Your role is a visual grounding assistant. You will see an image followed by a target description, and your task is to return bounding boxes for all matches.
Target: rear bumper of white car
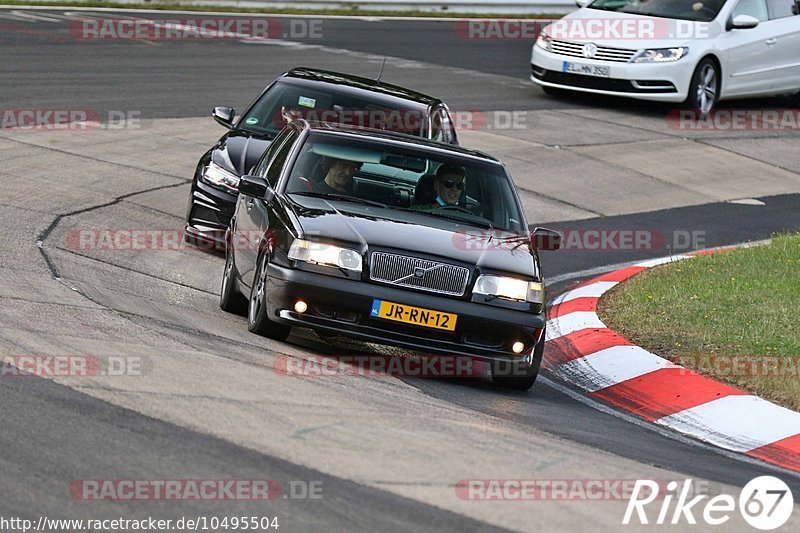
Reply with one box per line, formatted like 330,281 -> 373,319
531,46 -> 691,103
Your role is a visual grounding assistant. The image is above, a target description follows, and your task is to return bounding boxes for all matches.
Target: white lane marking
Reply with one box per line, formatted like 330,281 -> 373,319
10,10 -> 64,22
545,311 -> 605,340
728,198 -> 766,206
0,11 -> 38,22
656,395 -> 800,453
553,345 -> 674,392
633,254 -> 690,268
538,376 -> 800,479
550,280 -> 617,305
7,6 -> 496,22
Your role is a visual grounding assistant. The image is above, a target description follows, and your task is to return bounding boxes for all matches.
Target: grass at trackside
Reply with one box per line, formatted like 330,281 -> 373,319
0,1 -> 563,18
597,233 -> 800,412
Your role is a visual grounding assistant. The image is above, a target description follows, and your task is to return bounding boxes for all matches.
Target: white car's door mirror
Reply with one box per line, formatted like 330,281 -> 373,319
730,14 -> 760,29
576,0 -> 592,6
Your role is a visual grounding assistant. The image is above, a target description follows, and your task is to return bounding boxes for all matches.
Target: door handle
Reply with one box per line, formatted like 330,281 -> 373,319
765,38 -> 777,45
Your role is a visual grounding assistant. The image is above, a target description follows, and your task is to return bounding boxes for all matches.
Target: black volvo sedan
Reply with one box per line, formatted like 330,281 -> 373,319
185,67 -> 459,248
220,121 -> 560,390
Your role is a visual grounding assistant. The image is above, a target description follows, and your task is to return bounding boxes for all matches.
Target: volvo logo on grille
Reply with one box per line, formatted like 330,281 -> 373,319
582,42 -> 598,59
413,267 -> 426,278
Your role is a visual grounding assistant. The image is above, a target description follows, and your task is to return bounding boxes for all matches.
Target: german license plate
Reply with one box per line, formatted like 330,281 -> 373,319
563,61 -> 611,78
370,299 -> 457,331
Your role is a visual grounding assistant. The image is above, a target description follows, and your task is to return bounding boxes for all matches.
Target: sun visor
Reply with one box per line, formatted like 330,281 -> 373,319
309,143 -> 381,164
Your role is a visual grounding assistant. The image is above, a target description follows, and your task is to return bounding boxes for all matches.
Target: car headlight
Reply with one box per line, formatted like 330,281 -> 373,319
535,33 -> 551,51
473,275 -> 544,304
201,162 -> 240,192
288,239 -> 362,273
631,47 -> 688,63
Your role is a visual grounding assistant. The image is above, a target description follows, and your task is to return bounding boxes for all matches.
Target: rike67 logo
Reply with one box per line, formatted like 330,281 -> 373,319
623,476 -> 794,530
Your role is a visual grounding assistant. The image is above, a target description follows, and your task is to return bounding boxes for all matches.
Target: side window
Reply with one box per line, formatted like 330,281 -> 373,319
731,0 -> 770,20
766,0 -> 797,17
265,131 -> 299,187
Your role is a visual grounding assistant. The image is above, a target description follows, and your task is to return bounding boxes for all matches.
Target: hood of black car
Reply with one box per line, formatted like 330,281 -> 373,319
290,196 -> 539,279
211,129 -> 273,176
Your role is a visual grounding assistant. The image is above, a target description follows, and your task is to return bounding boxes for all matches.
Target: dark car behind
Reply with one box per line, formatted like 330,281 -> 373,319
185,67 -> 459,248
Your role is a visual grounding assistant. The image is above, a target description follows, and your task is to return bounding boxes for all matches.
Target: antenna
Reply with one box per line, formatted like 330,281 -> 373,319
376,58 -> 387,85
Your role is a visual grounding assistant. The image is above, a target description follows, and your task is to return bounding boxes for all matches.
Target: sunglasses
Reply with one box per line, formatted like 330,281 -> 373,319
439,179 -> 465,190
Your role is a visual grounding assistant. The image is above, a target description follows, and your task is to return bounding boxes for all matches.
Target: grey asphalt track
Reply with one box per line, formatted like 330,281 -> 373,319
2,7 -> 800,532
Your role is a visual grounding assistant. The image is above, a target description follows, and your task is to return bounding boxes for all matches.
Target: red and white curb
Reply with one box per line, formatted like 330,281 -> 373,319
544,254 -> 800,473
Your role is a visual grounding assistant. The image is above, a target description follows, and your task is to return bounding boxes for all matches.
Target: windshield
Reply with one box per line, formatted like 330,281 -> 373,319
285,133 -> 525,231
239,81 -> 427,138
589,0 -> 727,21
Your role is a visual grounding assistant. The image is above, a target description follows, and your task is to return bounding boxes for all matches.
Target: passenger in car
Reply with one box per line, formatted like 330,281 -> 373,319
314,158 -> 360,195
412,164 -> 465,210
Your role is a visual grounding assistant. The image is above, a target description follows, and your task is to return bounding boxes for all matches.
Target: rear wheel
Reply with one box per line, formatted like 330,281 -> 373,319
248,251 -> 291,340
685,57 -> 719,116
219,239 -> 247,315
491,332 -> 545,391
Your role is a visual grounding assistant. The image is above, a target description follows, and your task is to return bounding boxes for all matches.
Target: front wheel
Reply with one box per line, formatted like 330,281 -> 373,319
491,332 -> 545,391
248,251 -> 291,340
685,58 -> 719,116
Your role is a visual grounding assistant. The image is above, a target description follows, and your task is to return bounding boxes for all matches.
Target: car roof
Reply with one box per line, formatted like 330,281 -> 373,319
299,121 -> 500,164
281,67 -> 439,110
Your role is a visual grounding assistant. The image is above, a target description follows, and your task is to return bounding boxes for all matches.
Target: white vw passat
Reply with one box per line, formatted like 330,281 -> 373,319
530,0 -> 800,114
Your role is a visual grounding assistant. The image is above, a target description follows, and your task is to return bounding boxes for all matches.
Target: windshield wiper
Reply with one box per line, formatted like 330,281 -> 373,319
415,210 -> 495,229
291,191 -> 388,208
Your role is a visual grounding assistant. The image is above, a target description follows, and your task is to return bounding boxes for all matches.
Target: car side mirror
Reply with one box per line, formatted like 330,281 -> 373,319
213,106 -> 236,129
531,227 -> 562,252
576,0 -> 592,7
239,175 -> 269,199
728,14 -> 759,30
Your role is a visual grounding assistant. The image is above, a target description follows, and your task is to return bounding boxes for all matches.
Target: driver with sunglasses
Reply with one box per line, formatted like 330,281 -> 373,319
413,164 -> 465,211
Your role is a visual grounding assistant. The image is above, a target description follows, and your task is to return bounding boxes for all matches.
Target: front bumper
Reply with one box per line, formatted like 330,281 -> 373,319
265,263 -> 545,364
185,175 -> 238,247
531,46 -> 691,102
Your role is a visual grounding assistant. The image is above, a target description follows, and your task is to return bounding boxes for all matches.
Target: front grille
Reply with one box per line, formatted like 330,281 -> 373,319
550,40 -> 637,63
532,66 -> 677,94
369,252 -> 469,296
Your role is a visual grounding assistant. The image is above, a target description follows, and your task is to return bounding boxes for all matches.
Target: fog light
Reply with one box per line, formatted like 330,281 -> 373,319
512,341 -> 525,354
294,300 -> 308,313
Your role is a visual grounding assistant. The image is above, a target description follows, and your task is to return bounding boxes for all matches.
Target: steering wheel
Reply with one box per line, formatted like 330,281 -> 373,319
435,204 -> 473,215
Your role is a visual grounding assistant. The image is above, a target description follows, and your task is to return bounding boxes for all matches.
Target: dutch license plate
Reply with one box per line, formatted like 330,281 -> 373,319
563,61 -> 611,78
370,299 -> 457,331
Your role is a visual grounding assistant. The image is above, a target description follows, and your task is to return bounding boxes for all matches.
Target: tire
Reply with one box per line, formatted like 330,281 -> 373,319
684,57 -> 719,116
247,250 -> 291,341
219,240 -> 247,315
491,331 -> 545,391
